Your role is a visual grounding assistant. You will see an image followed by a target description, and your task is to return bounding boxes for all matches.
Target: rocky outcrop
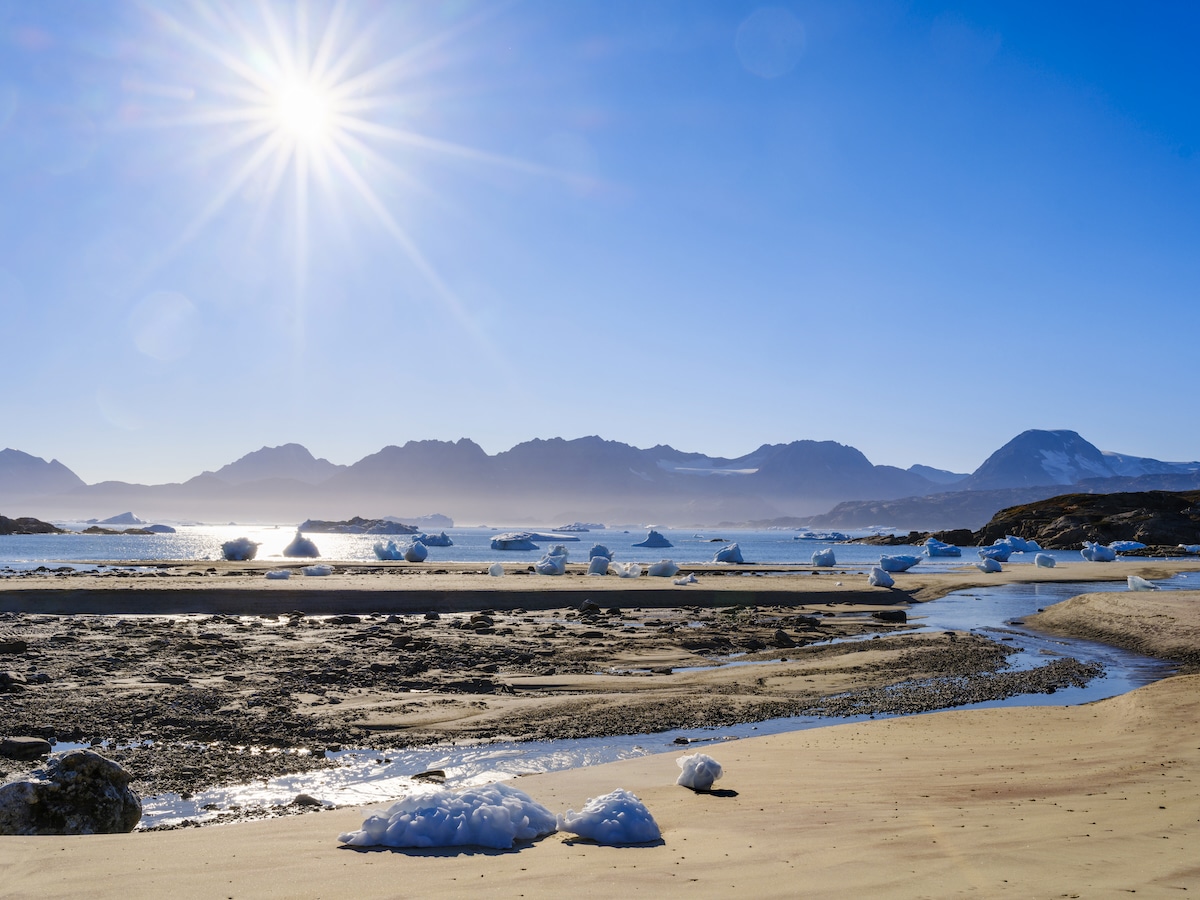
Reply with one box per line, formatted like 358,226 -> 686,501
0,515 -> 64,535
0,750 -> 141,835
977,491 -> 1200,549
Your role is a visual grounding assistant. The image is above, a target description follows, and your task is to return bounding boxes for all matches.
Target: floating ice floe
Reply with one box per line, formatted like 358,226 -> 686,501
647,559 -> 679,578
403,541 -> 428,563
1034,553 -> 1057,568
923,538 -> 961,558
978,544 -> 1012,562
673,573 -> 698,585
302,564 -> 333,576
587,557 -> 611,576
1127,575 -> 1159,591
373,541 -> 404,561
588,544 -> 614,560
491,533 -> 540,551
633,530 -> 672,549
676,753 -> 723,791
811,548 -> 836,567
283,531 -> 320,558
488,563 -> 505,577
868,567 -> 895,588
713,543 -> 744,564
614,562 -> 642,579
415,532 -> 453,547
337,782 -> 558,850
221,537 -> 259,561
1081,542 -> 1117,562
1109,541 -> 1147,553
264,570 -> 291,580
1179,544 -> 1200,554
1002,535 -> 1042,553
975,557 -> 1002,573
879,554 -> 920,573
556,788 -> 661,845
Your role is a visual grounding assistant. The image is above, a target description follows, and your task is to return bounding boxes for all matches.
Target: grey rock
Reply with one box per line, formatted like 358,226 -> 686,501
0,750 -> 141,834
0,737 -> 52,760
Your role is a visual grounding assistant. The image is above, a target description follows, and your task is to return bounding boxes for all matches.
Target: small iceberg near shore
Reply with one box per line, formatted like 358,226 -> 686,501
588,544 -> 614,560
416,531 -> 453,547
713,543 -> 744,564
1034,553 -> 1057,568
975,557 -> 1003,573
534,545 -> 569,575
1110,540 -> 1147,553
923,538 -> 961,558
879,554 -> 920,573
1081,541 -> 1117,562
647,559 -> 679,577
1128,575 -> 1159,591
587,557 -> 611,576
302,564 -> 333,576
283,530 -> 320,558
811,548 -> 836,567
221,537 -> 259,561
868,566 -> 895,588
633,530 -> 672,549
491,532 -> 539,551
978,544 -> 1012,562
403,541 -> 428,563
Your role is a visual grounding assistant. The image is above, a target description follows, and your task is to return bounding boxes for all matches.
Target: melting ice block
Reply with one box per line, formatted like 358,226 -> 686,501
879,554 -> 920,573
1127,575 -> 1158,591
1081,542 -> 1117,562
676,753 -> 723,791
868,567 -> 895,588
811,548 -> 836,567
923,538 -> 961,558
633,530 -> 672,549
647,559 -> 679,577
975,557 -> 1002,573
588,544 -> 614,560
283,531 -> 320,558
403,541 -> 428,563
587,557 -> 611,576
713,543 -> 744,564
1034,553 -> 1057,568
221,537 -> 259,561
556,789 -> 661,845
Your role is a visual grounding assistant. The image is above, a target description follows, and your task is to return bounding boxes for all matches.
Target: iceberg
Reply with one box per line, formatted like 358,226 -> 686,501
491,533 -> 539,551
647,559 -> 679,578
221,537 -> 259,561
264,569 -> 291,580
283,530 -> 320,558
975,557 -> 1002,573
338,782 -> 557,850
373,540 -> 404,561
867,567 -> 895,588
1034,553 -> 1057,568
587,557 -> 611,576
534,552 -> 567,576
588,544 -> 614,560
416,531 -> 453,547
1128,575 -> 1159,591
978,544 -> 1012,562
488,562 -> 505,577
811,548 -> 836,567
879,554 -> 920,573
923,538 -> 961,558
614,562 -> 642,578
1109,540 -> 1147,553
713,543 -> 744,564
302,564 -> 333,576
676,753 -> 723,791
403,541 -> 428,563
673,573 -> 698,585
633,530 -> 672,549
1181,544 -> 1200,554
556,789 -> 661,845
1005,535 -> 1042,552
1081,541 -> 1117,562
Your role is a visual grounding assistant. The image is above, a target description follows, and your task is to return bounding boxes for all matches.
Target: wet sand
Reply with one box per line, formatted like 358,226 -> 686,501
2,561 -> 1199,896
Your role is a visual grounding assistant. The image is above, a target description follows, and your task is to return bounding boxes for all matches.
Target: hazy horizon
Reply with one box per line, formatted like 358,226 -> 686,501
3,1 -> 1197,484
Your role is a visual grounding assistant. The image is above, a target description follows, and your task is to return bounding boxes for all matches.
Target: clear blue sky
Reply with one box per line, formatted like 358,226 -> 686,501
2,0 -> 1197,484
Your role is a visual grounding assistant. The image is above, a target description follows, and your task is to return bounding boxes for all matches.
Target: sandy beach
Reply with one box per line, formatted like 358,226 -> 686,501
2,561 -> 1199,896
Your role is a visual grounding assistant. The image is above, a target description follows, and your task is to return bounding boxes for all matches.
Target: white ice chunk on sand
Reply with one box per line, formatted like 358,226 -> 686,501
879,554 -> 919,573
923,538 -> 961,558
676,753 -> 723,791
403,541 -> 428,563
633,530 -> 672,549
488,563 -> 505,577
588,544 -> 614,560
1081,541 -> 1117,562
615,562 -> 643,578
1034,553 -> 1057,568
302,564 -> 333,576
283,530 -> 320,558
713,543 -> 744,564
587,557 -> 610,575
264,570 -> 291,580
673,573 -> 698,585
1128,575 -> 1159,591
647,559 -> 679,577
337,782 -> 557,850
975,557 -> 1002,573
221,537 -> 259,561
868,567 -> 894,588
556,788 -> 661,845
811,548 -> 836,567
534,553 -> 567,576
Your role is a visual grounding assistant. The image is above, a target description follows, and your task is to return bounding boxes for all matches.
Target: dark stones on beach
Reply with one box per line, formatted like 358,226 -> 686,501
0,737 -> 52,760
0,640 -> 27,655
0,750 -> 141,835
872,609 -> 908,623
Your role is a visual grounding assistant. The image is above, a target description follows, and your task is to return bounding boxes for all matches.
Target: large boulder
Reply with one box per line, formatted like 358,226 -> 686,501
0,750 -> 141,835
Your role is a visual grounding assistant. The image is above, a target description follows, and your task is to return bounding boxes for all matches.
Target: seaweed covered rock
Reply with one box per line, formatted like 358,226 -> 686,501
0,750 -> 141,835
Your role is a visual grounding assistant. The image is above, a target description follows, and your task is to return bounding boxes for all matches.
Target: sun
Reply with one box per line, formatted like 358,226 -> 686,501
272,80 -> 334,144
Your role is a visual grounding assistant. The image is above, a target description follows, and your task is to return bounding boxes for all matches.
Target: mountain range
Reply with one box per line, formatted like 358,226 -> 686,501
1,430 -> 1197,529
